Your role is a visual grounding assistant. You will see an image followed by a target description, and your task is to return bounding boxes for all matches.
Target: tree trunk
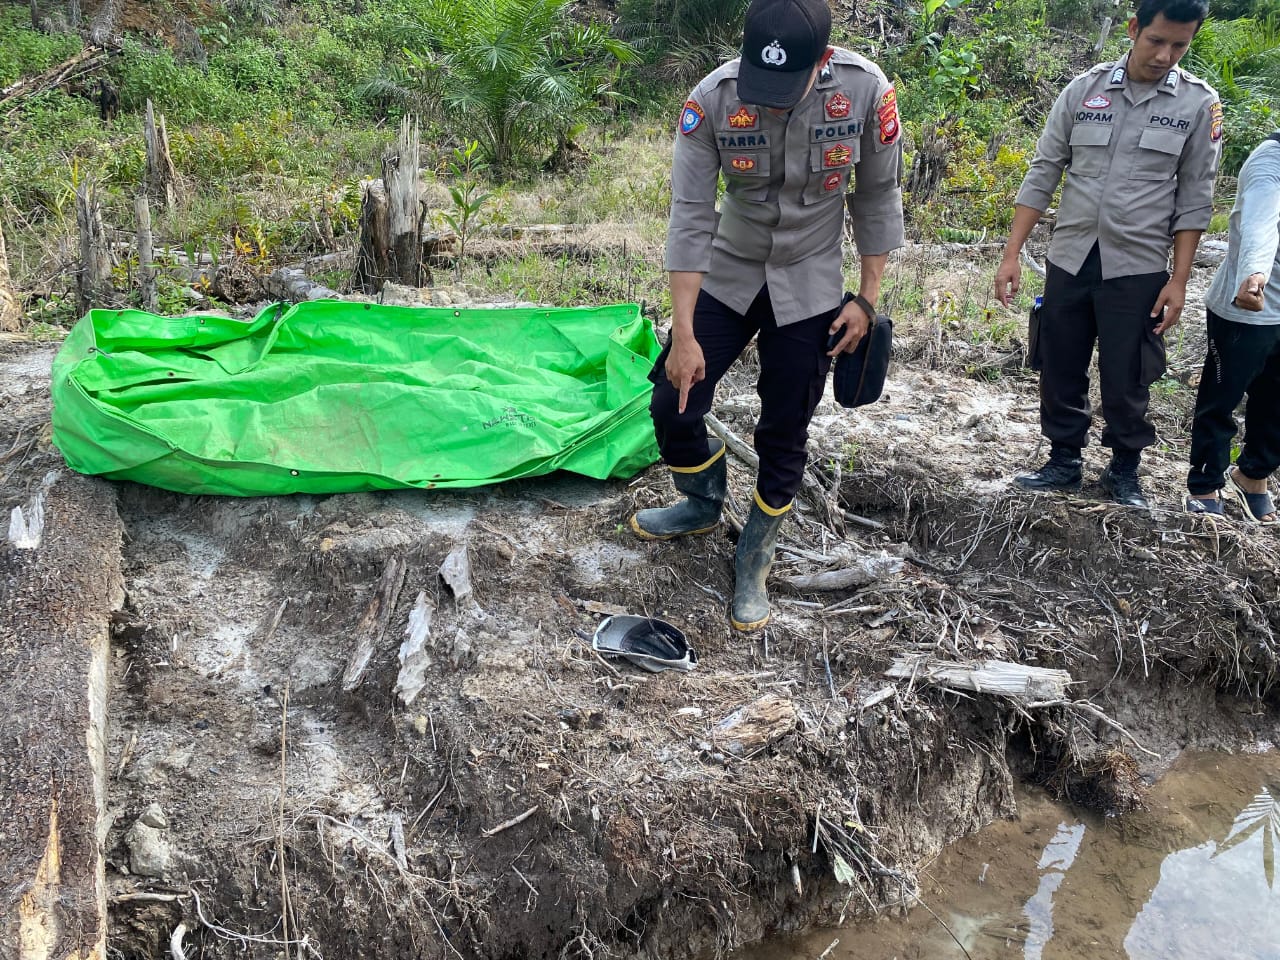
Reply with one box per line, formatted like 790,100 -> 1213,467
76,181 -> 112,314
354,116 -> 423,293
0,218 -> 21,332
144,100 -> 177,215
69,0 -> 81,29
134,195 -> 157,313
88,0 -> 120,45
29,0 -> 38,30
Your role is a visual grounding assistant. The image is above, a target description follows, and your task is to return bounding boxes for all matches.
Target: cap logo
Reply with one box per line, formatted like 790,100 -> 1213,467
761,41 -> 787,67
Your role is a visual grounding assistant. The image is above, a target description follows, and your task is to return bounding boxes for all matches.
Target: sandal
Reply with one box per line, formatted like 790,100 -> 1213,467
1185,495 -> 1225,515
1225,469 -> 1278,524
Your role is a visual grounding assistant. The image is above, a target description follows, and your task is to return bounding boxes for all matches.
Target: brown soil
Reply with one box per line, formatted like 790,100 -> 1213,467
1,245 -> 1278,960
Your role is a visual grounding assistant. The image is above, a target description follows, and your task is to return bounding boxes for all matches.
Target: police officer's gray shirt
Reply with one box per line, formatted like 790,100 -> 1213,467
665,48 -> 905,326
1015,53 -> 1222,280
1205,138 -> 1280,326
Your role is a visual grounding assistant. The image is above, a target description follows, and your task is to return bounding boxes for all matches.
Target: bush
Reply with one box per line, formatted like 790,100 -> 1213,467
0,8 -> 83,87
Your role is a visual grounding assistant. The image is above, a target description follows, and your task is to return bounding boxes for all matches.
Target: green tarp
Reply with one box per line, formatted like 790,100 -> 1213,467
51,299 -> 662,496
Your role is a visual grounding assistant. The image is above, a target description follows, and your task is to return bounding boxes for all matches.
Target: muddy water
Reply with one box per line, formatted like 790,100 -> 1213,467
743,750 -> 1280,960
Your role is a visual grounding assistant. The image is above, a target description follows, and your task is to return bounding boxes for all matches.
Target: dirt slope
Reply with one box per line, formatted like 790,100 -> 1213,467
1,249 -> 1278,960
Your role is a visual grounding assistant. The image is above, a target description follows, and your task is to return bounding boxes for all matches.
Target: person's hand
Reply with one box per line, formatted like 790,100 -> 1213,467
666,335 -> 705,414
994,257 -> 1021,307
1151,278 -> 1187,335
827,298 -> 871,356
1232,272 -> 1267,312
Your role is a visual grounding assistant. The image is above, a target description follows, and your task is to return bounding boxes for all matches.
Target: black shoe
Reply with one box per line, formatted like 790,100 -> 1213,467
1099,466 -> 1149,509
1015,454 -> 1083,491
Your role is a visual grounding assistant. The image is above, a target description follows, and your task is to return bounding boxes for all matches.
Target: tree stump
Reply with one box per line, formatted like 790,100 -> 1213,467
354,115 -> 426,294
143,100 -> 177,216
134,195 -> 157,313
0,218 -> 21,332
905,122 -> 950,203
75,182 -> 112,315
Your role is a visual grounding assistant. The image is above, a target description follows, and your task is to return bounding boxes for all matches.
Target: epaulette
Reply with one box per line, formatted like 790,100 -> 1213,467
1176,68 -> 1219,99
827,47 -> 888,79
703,59 -> 742,91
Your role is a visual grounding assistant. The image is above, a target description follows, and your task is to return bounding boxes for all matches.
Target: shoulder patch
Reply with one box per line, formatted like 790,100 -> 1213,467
1209,101 -> 1224,143
877,86 -> 900,145
680,100 -> 705,136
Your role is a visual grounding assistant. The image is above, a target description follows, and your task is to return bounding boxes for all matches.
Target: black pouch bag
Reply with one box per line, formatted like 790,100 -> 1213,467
1139,323 -> 1167,387
830,292 -> 893,408
1027,298 -> 1044,372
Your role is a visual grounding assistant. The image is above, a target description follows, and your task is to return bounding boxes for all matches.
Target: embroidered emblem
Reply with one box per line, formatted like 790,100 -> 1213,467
825,93 -> 851,120
1209,102 -> 1224,143
1109,66 -> 1126,85
824,172 -> 843,191
730,155 -> 757,172
680,99 -> 704,135
761,41 -> 787,67
728,106 -> 758,130
1164,69 -> 1179,89
1083,94 -> 1111,109
824,143 -> 852,168
877,86 -> 899,145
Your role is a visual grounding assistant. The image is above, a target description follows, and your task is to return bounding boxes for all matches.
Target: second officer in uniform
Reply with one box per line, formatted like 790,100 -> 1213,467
994,0 -> 1223,508
630,0 -> 905,630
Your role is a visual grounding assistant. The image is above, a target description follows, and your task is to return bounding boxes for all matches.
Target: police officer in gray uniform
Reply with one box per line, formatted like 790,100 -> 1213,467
995,0 -> 1222,508
629,0 -> 904,631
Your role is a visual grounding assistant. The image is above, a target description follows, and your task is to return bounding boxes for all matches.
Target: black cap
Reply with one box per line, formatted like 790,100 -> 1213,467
737,0 -> 832,109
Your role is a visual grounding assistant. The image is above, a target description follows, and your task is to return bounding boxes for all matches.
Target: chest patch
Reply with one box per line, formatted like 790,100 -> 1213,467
729,155 -> 757,173
824,143 -> 853,168
813,121 -> 862,142
1083,94 -> 1111,109
824,172 -> 843,191
727,106 -> 758,130
680,100 -> 704,135
825,92 -> 851,120
1148,114 -> 1191,132
718,133 -> 770,148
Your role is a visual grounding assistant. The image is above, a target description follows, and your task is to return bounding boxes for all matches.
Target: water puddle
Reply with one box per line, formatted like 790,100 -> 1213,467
743,749 -> 1280,960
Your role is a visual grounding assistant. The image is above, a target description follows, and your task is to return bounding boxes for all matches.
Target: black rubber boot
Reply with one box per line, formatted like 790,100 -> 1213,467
1015,446 -> 1083,491
730,495 -> 790,632
1100,451 -> 1148,508
630,441 -> 727,540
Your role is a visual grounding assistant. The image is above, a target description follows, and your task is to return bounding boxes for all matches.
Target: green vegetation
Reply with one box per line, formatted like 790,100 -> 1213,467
1,0 -> 1276,330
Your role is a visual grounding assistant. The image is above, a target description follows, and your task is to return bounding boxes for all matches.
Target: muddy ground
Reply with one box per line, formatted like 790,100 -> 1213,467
2,244 -> 1278,960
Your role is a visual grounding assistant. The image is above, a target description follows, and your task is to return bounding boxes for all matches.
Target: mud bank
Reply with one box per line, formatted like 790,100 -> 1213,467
1,304 -> 1278,960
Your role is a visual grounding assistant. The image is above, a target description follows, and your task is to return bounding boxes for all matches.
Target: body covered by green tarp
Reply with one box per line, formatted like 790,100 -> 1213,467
51,299 -> 662,496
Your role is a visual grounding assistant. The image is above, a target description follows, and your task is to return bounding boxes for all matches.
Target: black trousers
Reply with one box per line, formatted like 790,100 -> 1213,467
648,286 -> 834,510
1187,309 -> 1280,495
1038,245 -> 1168,453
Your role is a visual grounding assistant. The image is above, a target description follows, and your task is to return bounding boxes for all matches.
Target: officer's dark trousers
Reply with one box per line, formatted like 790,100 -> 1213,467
1039,244 -> 1168,453
1187,309 -> 1280,495
649,286 -> 834,511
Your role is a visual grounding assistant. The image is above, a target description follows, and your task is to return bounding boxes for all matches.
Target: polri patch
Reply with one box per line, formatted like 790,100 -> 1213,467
729,155 -> 757,172
824,172 -> 843,191
1083,94 -> 1111,109
728,106 -> 758,130
825,92 -> 851,120
1209,102 -> 1224,143
877,86 -> 900,145
680,100 -> 705,135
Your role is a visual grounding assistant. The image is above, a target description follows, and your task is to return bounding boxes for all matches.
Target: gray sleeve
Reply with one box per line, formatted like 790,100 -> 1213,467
1014,83 -> 1075,211
1235,143 -> 1280,282
847,79 -> 905,256
664,83 -> 721,273
1171,96 -> 1223,233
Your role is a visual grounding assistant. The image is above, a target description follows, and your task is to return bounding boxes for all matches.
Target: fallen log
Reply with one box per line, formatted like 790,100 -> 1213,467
885,656 -> 1072,702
